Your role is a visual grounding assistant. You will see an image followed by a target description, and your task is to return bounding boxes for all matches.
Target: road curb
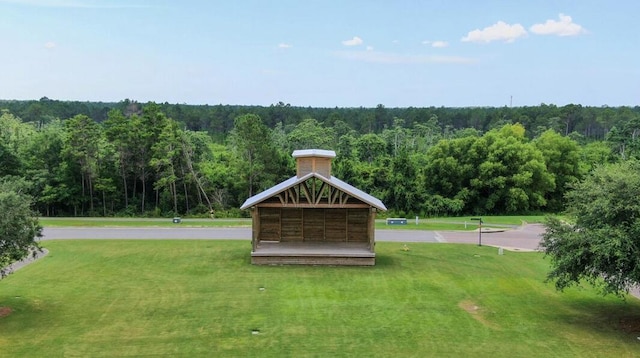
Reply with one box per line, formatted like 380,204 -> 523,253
1,249 -> 49,277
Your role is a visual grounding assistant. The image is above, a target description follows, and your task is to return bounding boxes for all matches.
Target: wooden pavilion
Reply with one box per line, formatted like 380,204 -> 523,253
240,149 -> 387,265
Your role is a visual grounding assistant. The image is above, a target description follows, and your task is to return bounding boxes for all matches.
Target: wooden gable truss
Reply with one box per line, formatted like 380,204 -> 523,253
257,177 -> 369,209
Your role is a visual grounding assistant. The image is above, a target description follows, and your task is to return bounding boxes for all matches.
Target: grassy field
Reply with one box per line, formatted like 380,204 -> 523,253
1,240 -> 639,357
39,215 -> 548,231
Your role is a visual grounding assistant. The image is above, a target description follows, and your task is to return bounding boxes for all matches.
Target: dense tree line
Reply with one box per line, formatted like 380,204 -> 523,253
3,98 -> 639,141
1,100 -> 639,217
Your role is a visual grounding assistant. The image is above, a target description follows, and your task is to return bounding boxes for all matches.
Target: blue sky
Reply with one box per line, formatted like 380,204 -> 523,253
1,0 -> 638,107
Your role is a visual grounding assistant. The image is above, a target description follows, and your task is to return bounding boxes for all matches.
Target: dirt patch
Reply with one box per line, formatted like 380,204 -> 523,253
618,316 -> 640,334
0,307 -> 12,318
458,300 -> 499,330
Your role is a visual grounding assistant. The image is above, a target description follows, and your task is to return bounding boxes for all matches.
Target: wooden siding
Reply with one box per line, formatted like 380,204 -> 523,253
296,157 -> 313,177
258,207 -> 370,244
281,208 -> 303,242
258,208 -> 281,241
303,209 -> 325,241
347,208 -> 369,242
315,157 -> 332,178
296,157 -> 332,178
325,209 -> 347,242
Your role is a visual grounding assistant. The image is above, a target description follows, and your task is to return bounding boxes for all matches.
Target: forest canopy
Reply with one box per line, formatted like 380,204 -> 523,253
0,99 -> 638,217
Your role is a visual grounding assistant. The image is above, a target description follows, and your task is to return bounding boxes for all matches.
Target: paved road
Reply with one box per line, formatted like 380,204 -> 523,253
437,224 -> 545,251
41,227 -> 252,240
42,225 -> 545,251
42,227 -> 442,242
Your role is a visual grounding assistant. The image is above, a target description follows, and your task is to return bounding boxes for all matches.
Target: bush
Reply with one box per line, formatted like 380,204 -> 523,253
0,177 -> 42,276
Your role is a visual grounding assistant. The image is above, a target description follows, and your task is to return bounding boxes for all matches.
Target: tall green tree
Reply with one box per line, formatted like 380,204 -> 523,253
104,109 -> 135,210
128,103 -> 173,214
150,120 -> 180,214
381,118 -> 410,157
63,114 -> 102,214
0,110 -> 38,178
412,115 -> 441,152
605,110 -> 640,160
355,133 -> 387,164
178,130 -> 215,213
385,150 -> 422,216
335,133 -> 391,200
0,110 -> 36,155
22,119 -> 70,216
424,124 -> 553,214
534,130 -> 583,212
423,135 -> 478,211
198,142 -> 235,210
580,141 -> 616,173
0,142 -> 21,177
333,133 -> 358,184
472,124 -> 553,213
229,114 -> 281,199
286,118 -> 336,152
542,160 -> 640,296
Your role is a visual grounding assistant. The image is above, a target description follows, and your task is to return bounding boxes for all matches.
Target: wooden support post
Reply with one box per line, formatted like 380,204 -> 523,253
368,208 -> 376,252
251,207 -> 259,252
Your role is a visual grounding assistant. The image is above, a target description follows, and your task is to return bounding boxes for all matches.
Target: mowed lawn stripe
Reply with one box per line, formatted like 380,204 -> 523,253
1,240 -> 639,357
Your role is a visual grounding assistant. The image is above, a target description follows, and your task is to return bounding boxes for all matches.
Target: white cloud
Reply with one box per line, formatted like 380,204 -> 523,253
342,36 -> 363,46
461,21 -> 527,43
366,45 -> 374,51
422,40 -> 448,48
530,13 -> 587,36
278,43 -> 292,49
335,50 -> 476,65
44,41 -> 56,49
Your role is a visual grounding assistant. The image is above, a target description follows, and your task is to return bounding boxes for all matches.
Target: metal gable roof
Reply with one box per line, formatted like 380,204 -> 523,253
240,173 -> 387,211
240,173 -> 312,210
323,176 -> 387,211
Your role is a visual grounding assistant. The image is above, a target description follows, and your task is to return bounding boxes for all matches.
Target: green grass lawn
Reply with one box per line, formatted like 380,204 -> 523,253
1,240 -> 639,357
